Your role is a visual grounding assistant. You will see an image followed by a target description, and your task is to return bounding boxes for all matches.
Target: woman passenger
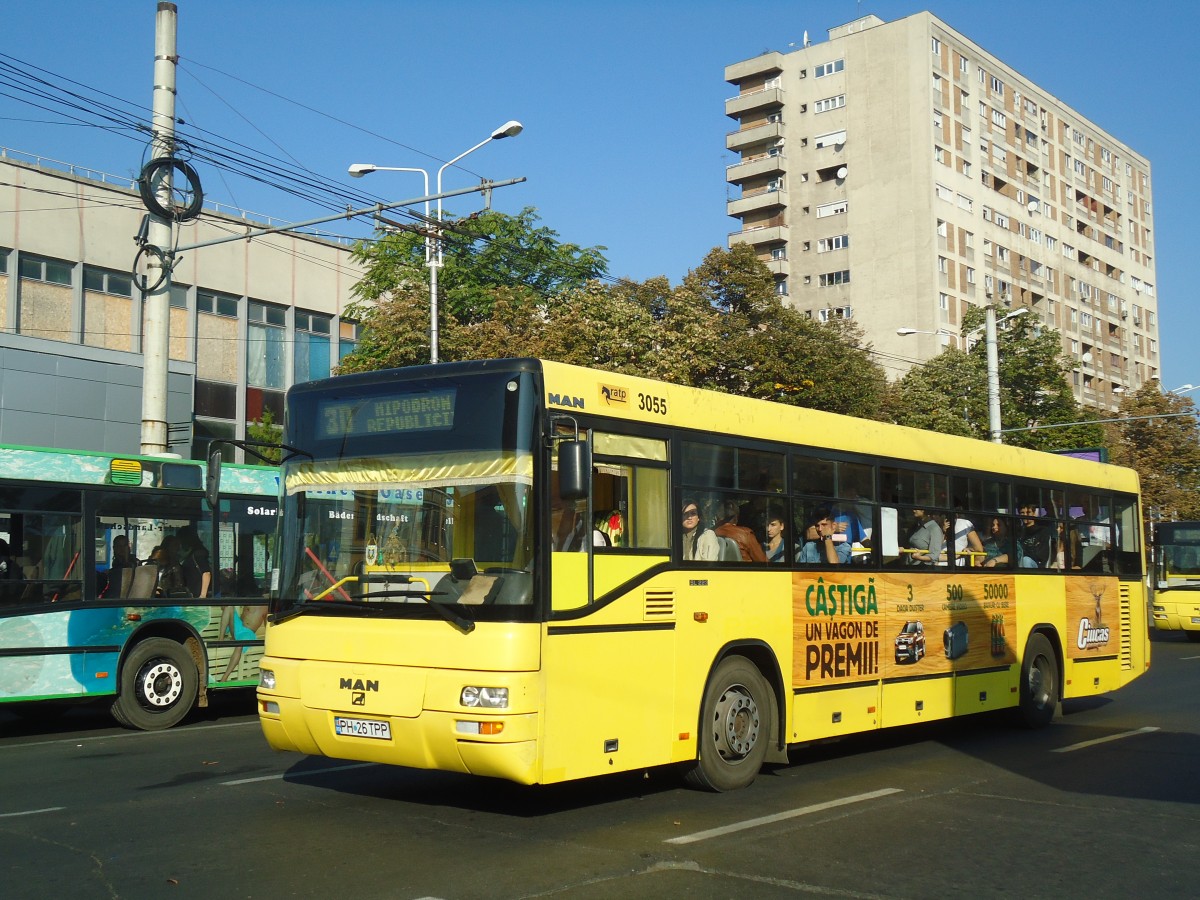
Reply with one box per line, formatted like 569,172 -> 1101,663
981,517 -> 1011,569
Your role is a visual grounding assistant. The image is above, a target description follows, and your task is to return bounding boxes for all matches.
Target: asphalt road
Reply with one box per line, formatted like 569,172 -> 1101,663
1,632 -> 1196,900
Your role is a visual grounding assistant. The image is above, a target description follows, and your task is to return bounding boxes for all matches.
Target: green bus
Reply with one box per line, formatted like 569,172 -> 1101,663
0,444 -> 278,729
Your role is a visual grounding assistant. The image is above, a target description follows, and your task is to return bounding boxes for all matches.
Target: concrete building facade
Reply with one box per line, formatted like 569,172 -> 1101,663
724,12 -> 1159,407
0,149 -> 361,460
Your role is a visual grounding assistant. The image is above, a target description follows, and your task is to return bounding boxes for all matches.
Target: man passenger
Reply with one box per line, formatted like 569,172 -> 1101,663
796,509 -> 852,565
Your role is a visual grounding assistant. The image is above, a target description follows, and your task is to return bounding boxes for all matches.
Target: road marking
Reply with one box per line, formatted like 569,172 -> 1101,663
1181,655 -> 1200,661
664,788 -> 902,845
222,762 -> 376,785
1,719 -> 258,751
1052,725 -> 1160,753
0,807 -> 65,818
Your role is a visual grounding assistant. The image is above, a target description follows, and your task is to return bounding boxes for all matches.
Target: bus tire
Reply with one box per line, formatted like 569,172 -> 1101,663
1018,632 -> 1059,729
113,637 -> 198,731
684,656 -> 771,792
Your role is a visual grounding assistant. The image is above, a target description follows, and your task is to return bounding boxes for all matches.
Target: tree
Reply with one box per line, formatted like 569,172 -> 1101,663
347,206 -> 608,325
246,408 -> 283,464
669,245 -> 888,417
886,306 -> 1103,450
340,234 -> 890,421
1105,385 -> 1200,523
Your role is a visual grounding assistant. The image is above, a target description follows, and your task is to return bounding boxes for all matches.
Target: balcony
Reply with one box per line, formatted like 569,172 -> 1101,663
766,257 -> 789,276
727,185 -> 787,218
724,52 -> 784,85
725,86 -> 784,118
727,121 -> 783,151
729,222 -> 786,249
726,152 -> 785,185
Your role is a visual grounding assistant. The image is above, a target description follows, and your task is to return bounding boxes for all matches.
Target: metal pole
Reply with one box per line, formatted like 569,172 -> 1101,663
140,2 -> 178,456
434,135 -> 495,364
986,305 -> 1002,444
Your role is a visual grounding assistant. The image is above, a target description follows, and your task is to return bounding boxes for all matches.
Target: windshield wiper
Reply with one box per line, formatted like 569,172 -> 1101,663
270,595 -> 395,625
353,573 -> 475,633
274,585 -> 475,633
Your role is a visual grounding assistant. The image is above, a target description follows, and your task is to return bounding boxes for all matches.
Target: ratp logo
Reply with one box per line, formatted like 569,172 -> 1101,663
599,384 -> 628,407
548,392 -> 585,409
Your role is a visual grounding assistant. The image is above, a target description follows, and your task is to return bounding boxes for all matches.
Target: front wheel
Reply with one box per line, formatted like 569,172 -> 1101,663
112,637 -> 198,731
1018,632 -> 1059,728
684,656 -> 772,792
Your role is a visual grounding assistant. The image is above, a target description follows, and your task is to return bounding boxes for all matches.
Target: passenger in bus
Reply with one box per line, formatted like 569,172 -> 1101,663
762,508 -> 787,563
1053,520 -> 1082,570
591,513 -> 612,547
981,517 -> 1012,568
907,508 -> 944,565
1017,506 -> 1053,568
597,509 -> 625,547
832,483 -> 871,547
715,500 -> 767,562
682,499 -> 719,561
105,535 -> 139,598
154,536 -> 189,597
179,526 -> 213,599
946,505 -> 984,566
796,509 -> 851,564
0,539 -> 23,603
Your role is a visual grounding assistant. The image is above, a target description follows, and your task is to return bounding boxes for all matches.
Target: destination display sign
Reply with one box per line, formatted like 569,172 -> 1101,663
318,390 -> 456,438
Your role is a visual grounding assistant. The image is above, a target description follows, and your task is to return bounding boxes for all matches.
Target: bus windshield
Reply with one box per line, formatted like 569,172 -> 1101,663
276,368 -> 539,621
1157,525 -> 1200,583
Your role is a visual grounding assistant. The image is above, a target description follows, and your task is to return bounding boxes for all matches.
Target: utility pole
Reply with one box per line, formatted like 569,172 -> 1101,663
140,1 -> 177,455
986,305 -> 1002,444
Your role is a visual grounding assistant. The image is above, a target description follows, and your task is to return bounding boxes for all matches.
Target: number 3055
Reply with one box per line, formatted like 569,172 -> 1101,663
638,393 -> 668,415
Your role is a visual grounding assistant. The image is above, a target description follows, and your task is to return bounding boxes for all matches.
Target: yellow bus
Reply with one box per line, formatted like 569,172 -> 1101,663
1151,521 -> 1200,640
254,358 -> 1149,790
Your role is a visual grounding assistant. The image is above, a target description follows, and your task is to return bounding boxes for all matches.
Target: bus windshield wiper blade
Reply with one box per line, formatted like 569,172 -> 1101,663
271,597 -> 391,625
272,592 -> 475,632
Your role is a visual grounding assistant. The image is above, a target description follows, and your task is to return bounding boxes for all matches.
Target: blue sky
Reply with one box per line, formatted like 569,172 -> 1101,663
1,1 -> 1193,388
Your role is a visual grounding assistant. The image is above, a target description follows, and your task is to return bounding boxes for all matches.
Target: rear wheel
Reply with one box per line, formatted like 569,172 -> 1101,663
684,657 -> 772,792
1018,633 -> 1059,728
112,638 -> 198,731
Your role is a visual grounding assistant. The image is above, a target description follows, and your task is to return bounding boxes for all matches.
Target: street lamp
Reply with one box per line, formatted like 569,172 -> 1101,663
348,120 -> 523,364
897,306 -> 1028,443
1169,384 -> 1200,395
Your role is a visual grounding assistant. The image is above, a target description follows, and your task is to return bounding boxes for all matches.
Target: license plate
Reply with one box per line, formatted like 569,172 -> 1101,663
334,716 -> 391,740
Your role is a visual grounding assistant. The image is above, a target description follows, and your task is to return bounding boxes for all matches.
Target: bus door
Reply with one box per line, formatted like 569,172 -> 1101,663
544,430 -> 675,781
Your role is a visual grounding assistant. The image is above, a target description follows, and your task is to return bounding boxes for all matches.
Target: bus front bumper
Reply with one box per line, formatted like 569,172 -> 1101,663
258,693 -> 541,785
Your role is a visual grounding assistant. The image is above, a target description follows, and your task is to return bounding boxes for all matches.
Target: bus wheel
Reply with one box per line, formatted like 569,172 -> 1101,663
1018,633 -> 1058,729
685,657 -> 770,792
112,638 -> 198,731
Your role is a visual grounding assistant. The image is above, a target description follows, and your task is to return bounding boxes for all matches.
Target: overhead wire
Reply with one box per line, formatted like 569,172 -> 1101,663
2,50 -> 912,385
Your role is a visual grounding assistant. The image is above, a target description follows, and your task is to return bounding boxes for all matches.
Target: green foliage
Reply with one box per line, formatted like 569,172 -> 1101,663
340,220 -> 891,420
246,408 -> 282,464
1106,385 -> 1200,522
348,206 -> 608,325
886,306 -> 1103,449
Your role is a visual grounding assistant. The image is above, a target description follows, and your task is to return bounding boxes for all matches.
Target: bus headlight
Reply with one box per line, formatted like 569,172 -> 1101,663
460,686 -> 508,709
259,668 -> 276,690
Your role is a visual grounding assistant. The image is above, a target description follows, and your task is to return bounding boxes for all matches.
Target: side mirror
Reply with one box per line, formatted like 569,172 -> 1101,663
558,440 -> 590,501
205,446 -> 223,510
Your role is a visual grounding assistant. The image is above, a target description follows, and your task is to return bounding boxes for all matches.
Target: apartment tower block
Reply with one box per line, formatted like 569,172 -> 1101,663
724,12 -> 1158,405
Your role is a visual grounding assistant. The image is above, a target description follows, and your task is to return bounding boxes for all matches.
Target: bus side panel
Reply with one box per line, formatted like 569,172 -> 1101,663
793,571 -> 1019,733
792,682 -> 880,741
540,570 -> 794,784
540,621 -> 676,783
0,608 -> 121,700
